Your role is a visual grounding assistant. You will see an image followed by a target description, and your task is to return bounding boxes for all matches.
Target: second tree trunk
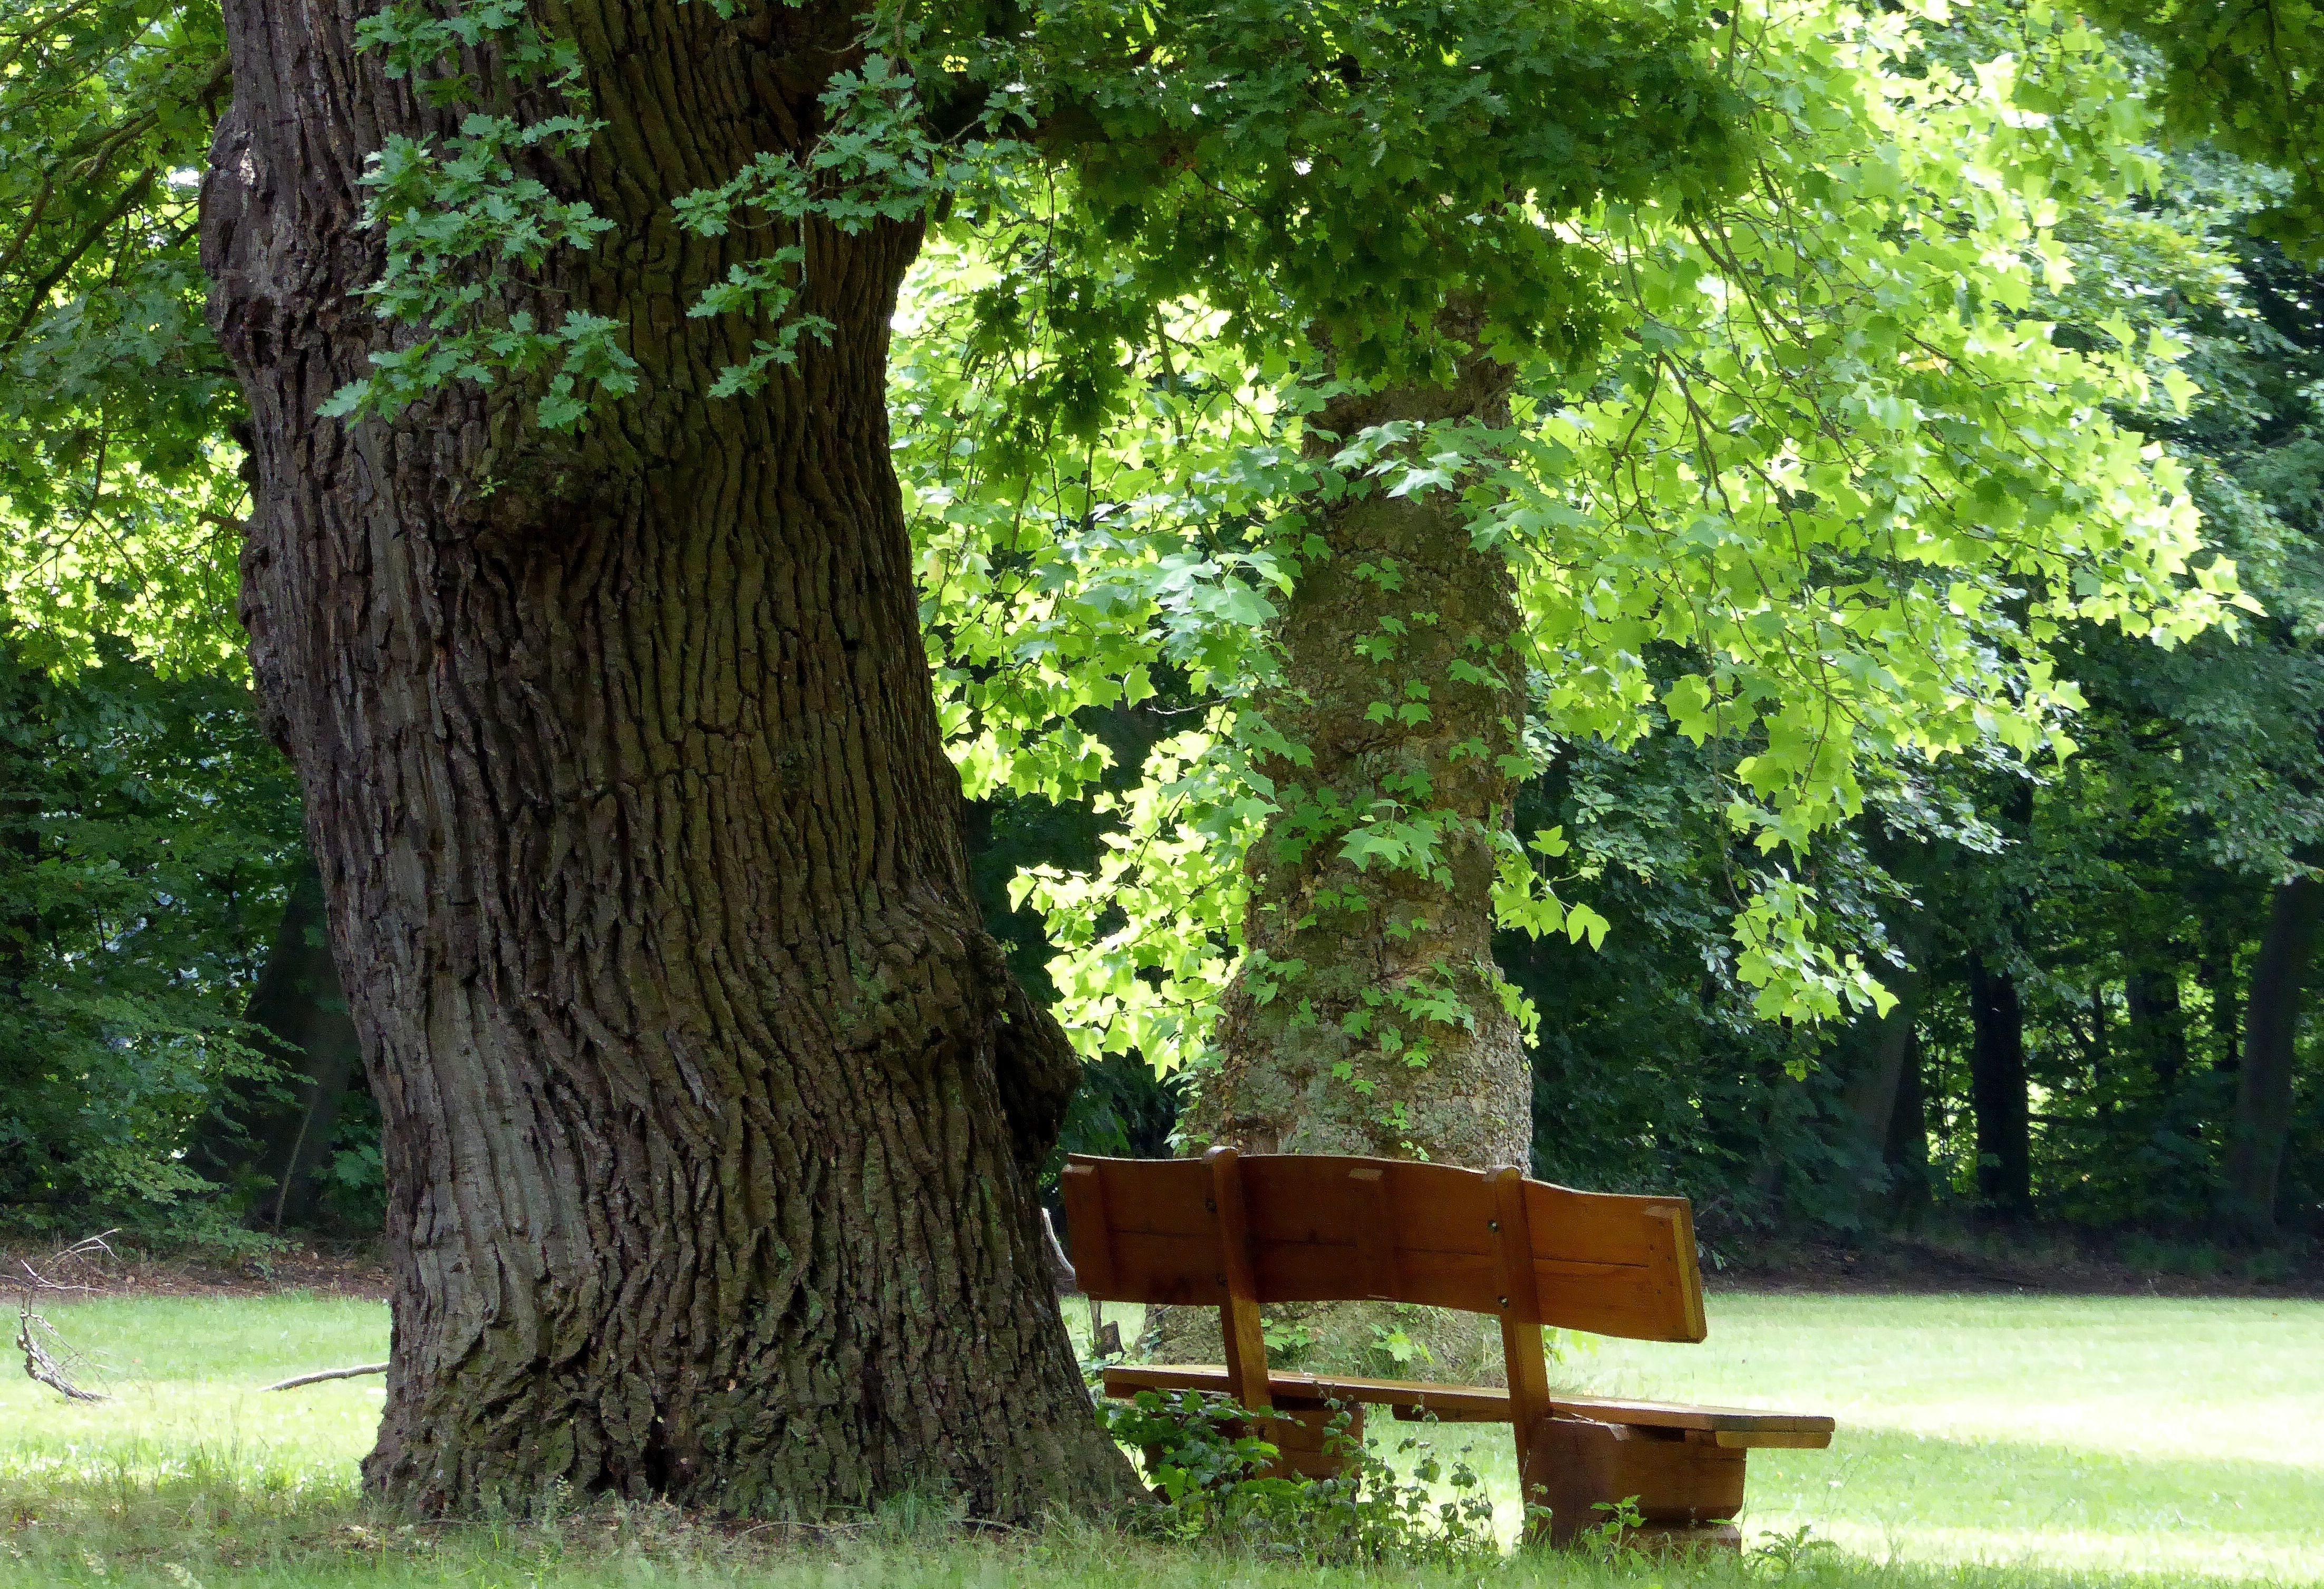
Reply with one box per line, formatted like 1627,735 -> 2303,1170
1171,367 -> 1530,1380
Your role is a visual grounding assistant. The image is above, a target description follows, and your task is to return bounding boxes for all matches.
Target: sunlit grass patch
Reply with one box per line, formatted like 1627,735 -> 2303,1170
5,1290 -> 2318,1586
2,1293 -> 385,1506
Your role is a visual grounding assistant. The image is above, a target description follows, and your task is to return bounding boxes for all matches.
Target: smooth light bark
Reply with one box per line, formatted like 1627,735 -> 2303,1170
2224,877 -> 2324,1237
1965,954 -> 2033,1220
201,0 -> 1126,1518
1193,363 -> 1530,1173
1165,359 -> 1527,1381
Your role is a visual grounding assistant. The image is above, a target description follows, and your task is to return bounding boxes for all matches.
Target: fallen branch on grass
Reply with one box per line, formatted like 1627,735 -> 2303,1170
14,1233 -> 113,1402
262,1361 -> 388,1391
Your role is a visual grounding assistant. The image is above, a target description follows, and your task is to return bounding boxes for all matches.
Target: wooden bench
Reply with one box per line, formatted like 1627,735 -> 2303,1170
1062,1147 -> 1833,1548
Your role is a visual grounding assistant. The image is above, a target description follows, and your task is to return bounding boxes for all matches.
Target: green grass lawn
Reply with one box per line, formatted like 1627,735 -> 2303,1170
3,1290 -> 2317,1588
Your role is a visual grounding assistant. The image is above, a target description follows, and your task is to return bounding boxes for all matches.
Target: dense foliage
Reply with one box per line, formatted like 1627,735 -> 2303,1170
0,0 -> 2316,1249
0,634 -> 301,1231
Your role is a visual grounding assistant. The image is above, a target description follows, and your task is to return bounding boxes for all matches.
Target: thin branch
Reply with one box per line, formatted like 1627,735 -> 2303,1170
262,1362 -> 390,1392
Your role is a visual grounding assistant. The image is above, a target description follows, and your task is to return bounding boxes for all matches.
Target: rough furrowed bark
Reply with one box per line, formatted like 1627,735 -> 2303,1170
201,0 -> 1128,1522
1160,359 -> 1530,1381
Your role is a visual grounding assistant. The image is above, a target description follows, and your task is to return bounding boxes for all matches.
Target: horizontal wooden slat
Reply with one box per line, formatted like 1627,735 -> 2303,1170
1712,1429 -> 1833,1449
1103,1364 -> 1509,1422
1255,1238 -> 1501,1314
1536,1258 -> 1696,1342
1085,1156 -> 1217,1236
1101,1364 -> 1833,1445
1241,1155 -> 1496,1255
1091,1230 -> 1225,1305
1525,1179 -> 1685,1267
1549,1393 -> 1834,1438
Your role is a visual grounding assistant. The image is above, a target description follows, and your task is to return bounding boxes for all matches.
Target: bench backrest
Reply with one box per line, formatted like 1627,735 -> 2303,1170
1062,1147 -> 1705,1420
1062,1149 -> 1705,1340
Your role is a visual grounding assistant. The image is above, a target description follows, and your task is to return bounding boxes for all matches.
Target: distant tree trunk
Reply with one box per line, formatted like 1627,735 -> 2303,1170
1965,955 -> 2033,1220
2201,937 -> 2241,1073
0,651 -> 45,1195
2224,877 -> 2324,1238
190,852 -> 367,1228
0,652 -> 40,1002
1840,909 -> 1934,1193
2126,966 -> 2190,1098
1883,1030 -> 1930,1223
202,0 -> 1127,1520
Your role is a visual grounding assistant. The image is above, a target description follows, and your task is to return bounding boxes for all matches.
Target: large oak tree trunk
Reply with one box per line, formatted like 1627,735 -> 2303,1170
201,0 -> 1127,1519
2224,876 -> 2324,1238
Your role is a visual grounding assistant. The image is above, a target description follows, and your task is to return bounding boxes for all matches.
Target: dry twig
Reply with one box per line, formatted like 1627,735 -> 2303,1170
261,1361 -> 388,1392
13,1232 -> 114,1402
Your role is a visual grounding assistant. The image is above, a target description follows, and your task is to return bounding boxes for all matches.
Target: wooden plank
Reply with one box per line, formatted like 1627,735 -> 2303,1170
1534,1258 -> 1697,1342
1101,1231 -> 1227,1305
1349,1166 -> 1398,1301
1656,1202 -> 1710,1343
1490,1165 -> 1555,1520
1102,1364 -> 1512,1422
1241,1155 -> 1490,1253
1206,1146 -> 1271,1411
1711,1429 -> 1833,1450
1381,1158 -> 1497,1256
1552,1393 -> 1835,1436
1098,1365 -> 1833,1440
1067,1154 -> 1214,1236
1523,1178 -> 1689,1267
1522,1178 -> 1708,1343
1058,1161 -> 1114,1296
1251,1237 -> 1499,1313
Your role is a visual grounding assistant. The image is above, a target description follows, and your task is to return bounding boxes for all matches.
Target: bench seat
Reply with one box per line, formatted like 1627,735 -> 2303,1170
1103,1363 -> 1835,1449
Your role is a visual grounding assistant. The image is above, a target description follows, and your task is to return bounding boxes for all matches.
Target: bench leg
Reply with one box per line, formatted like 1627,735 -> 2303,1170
1252,1400 -> 1366,1481
1524,1416 -> 1747,1551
